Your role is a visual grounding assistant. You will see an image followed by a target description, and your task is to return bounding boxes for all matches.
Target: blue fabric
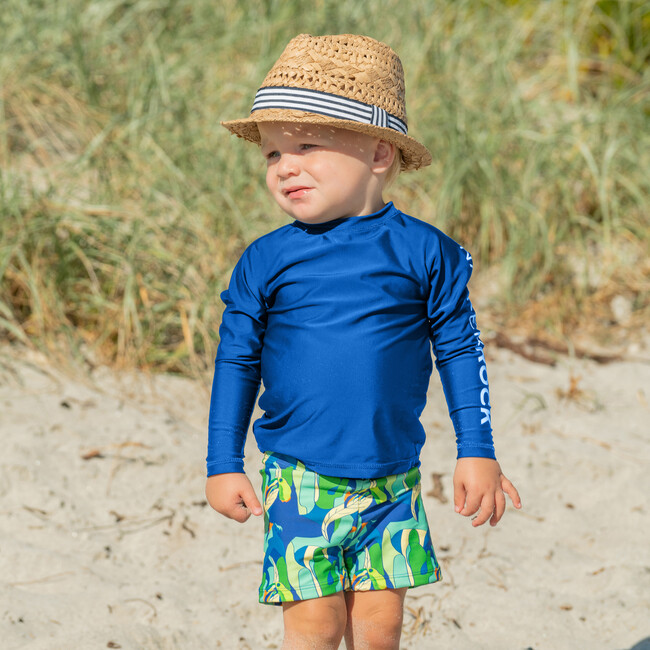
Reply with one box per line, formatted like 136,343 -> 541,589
207,202 -> 495,478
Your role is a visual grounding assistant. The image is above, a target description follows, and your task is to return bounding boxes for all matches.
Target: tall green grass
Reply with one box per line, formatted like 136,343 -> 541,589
1,0 -> 649,373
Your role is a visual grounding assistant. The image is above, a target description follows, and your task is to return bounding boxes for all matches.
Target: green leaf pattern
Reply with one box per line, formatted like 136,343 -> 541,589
259,453 -> 442,604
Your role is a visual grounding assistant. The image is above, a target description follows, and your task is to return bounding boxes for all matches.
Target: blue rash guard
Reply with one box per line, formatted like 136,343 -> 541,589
207,202 -> 495,479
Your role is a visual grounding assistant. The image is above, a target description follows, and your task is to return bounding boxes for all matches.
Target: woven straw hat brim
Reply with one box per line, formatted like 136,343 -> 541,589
221,110 -> 432,171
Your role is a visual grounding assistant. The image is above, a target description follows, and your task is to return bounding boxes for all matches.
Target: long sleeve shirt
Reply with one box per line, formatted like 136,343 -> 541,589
207,202 -> 495,479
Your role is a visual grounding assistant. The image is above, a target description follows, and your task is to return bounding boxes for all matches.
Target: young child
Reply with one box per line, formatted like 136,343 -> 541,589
206,33 -> 521,649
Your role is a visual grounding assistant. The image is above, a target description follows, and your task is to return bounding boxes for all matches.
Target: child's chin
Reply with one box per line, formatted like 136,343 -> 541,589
290,210 -> 330,224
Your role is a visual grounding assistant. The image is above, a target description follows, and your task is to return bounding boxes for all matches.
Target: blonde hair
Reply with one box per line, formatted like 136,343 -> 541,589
384,148 -> 403,188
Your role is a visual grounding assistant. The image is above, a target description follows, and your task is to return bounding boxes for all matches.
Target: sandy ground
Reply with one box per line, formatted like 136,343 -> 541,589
1,341 -> 649,650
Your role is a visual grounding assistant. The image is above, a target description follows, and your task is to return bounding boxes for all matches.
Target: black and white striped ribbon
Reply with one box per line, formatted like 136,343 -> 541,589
251,86 -> 408,135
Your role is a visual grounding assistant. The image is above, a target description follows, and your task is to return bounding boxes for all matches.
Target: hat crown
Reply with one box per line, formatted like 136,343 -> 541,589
260,34 -> 407,125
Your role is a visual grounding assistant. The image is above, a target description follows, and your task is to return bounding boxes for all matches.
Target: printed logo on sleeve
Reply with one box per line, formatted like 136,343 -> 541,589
472,323 -> 491,426
459,245 -> 473,270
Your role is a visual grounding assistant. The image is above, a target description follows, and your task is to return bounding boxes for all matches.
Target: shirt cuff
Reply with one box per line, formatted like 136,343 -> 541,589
456,443 -> 497,460
206,458 -> 245,476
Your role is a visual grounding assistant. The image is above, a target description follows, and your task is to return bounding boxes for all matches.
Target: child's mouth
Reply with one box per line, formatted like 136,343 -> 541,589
284,187 -> 311,199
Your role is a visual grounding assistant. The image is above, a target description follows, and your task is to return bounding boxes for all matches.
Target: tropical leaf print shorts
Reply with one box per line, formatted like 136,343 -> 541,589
259,451 -> 442,605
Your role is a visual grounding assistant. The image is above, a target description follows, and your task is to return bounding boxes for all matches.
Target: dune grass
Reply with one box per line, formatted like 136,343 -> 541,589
1,0 -> 649,374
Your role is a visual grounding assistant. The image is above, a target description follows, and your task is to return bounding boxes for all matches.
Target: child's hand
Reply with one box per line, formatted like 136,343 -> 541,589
205,473 -> 263,523
453,457 -> 521,527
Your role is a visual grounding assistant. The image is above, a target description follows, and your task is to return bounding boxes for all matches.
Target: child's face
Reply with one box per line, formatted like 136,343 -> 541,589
258,122 -> 386,224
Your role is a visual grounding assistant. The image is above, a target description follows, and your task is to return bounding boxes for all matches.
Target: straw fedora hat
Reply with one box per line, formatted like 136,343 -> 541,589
221,34 -> 432,171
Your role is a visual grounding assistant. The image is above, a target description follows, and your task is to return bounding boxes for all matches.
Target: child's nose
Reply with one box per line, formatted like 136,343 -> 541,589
277,154 -> 299,178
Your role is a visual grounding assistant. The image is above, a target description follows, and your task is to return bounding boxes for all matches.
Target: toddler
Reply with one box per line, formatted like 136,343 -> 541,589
206,33 -> 521,650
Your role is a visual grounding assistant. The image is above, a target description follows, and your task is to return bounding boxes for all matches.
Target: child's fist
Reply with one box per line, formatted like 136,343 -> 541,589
453,457 -> 521,527
205,473 -> 263,523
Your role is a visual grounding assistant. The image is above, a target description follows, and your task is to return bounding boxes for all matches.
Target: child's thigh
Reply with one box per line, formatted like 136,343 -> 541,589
344,586 -> 407,619
282,592 -> 348,642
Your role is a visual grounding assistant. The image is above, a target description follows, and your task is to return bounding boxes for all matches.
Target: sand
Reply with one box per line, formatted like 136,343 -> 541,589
1,342 -> 649,650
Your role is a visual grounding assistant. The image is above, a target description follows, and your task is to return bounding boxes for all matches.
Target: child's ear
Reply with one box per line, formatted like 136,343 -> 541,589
373,139 -> 396,172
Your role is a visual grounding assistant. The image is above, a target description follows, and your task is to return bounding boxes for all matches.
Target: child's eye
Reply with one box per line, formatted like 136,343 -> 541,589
299,144 -> 318,151
264,150 -> 280,160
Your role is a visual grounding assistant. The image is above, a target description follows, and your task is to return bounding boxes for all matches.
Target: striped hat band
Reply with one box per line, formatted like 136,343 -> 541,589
251,87 -> 408,136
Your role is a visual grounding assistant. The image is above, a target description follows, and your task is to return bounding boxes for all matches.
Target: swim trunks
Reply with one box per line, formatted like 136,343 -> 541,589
259,452 -> 442,605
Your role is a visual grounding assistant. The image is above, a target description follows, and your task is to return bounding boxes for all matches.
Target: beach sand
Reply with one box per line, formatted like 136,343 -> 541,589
1,342 -> 649,649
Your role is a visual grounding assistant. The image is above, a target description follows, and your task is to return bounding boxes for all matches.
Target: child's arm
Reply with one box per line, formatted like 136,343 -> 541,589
453,457 -> 521,527
206,243 -> 267,478
424,236 -> 521,525
205,473 -> 263,523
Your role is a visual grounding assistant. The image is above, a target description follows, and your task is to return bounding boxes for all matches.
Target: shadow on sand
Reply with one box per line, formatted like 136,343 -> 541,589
626,639 -> 650,650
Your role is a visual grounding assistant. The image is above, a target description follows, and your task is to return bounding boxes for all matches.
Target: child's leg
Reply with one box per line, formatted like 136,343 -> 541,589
281,592 -> 347,650
343,588 -> 407,650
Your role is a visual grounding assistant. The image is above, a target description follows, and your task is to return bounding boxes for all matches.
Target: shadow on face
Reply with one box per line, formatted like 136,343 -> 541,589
258,122 -> 379,163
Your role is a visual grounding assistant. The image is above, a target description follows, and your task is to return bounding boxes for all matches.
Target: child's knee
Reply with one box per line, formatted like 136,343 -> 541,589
344,589 -> 406,649
349,611 -> 403,649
